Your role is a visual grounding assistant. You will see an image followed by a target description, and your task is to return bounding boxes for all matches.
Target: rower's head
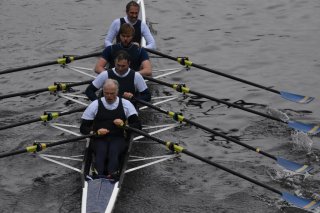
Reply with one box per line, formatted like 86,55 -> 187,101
126,1 -> 139,23
114,50 -> 131,74
119,23 -> 135,47
103,79 -> 119,104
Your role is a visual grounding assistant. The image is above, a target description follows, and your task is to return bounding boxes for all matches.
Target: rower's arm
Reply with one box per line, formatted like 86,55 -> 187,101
137,88 -> 151,102
94,57 -> 108,74
141,22 -> 156,50
85,83 -> 99,101
80,119 -> 94,135
138,59 -> 152,77
104,19 -> 119,47
127,114 -> 142,130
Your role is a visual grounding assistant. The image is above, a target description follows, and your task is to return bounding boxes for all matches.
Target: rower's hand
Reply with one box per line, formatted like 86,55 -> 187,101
114,119 -> 124,127
97,128 -> 109,135
123,92 -> 134,100
132,42 -> 140,47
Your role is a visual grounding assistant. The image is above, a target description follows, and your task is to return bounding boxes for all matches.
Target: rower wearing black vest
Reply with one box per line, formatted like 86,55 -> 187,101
95,23 -> 152,77
86,50 -> 151,103
104,1 -> 156,50
80,79 -> 141,178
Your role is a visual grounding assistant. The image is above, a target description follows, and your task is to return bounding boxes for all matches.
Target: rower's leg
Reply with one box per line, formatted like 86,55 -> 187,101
93,139 -> 109,175
107,137 -> 127,175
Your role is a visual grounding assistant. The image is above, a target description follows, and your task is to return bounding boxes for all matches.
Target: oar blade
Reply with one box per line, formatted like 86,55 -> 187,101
282,192 -> 320,210
276,157 -> 313,174
280,91 -> 314,104
288,121 -> 320,135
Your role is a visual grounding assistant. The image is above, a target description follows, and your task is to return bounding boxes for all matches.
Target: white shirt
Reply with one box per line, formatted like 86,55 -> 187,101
105,16 -> 156,50
82,97 -> 138,120
92,68 -> 148,92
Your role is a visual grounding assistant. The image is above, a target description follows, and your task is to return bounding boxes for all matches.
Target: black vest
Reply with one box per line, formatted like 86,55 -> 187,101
107,69 -> 136,97
93,98 -> 126,137
116,18 -> 142,45
110,44 -> 142,71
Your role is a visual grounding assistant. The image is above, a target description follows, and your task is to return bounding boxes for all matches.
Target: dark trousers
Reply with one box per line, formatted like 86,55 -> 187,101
92,136 -> 127,175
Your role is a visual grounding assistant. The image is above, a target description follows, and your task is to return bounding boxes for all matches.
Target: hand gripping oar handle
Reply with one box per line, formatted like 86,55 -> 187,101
122,125 -> 320,210
0,52 -> 101,75
0,134 -> 95,158
0,80 -> 92,100
0,107 -> 86,131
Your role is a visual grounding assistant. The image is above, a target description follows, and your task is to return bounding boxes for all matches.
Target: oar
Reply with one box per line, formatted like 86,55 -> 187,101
0,80 -> 92,100
132,97 -> 313,174
0,52 -> 101,75
144,76 -> 320,135
145,48 -> 314,104
0,134 -> 94,159
122,125 -> 320,211
0,107 -> 86,131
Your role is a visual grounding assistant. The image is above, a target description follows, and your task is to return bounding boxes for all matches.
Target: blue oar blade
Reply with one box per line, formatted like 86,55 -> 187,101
277,157 -> 313,174
288,121 -> 320,135
282,192 -> 320,210
280,91 -> 314,104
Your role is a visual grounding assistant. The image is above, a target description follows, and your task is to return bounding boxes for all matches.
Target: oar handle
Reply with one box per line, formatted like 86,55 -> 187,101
72,52 -> 101,60
145,48 -> 280,95
125,125 -> 282,196
64,80 -> 92,88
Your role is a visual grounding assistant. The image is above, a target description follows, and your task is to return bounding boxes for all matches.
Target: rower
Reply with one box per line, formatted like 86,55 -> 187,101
80,79 -> 141,179
95,23 -> 152,76
86,50 -> 151,103
104,1 -> 156,50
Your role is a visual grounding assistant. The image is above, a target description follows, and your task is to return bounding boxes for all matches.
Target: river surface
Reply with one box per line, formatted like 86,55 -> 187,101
1,0 -> 320,212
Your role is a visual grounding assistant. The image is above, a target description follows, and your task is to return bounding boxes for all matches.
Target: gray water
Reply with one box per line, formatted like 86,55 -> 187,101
1,0 -> 320,212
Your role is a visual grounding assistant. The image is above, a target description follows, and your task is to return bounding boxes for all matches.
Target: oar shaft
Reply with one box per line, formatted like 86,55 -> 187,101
0,52 -> 101,75
143,76 -> 284,123
0,80 -> 92,100
45,134 -> 93,148
189,89 -> 284,123
145,48 -> 279,94
0,118 -> 41,131
125,125 -> 282,196
134,98 -> 277,161
0,134 -> 94,158
0,150 -> 27,158
0,61 -> 58,75
0,107 -> 86,131
0,88 -> 48,100
184,118 -> 277,160
72,52 -> 101,60
65,80 -> 92,87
